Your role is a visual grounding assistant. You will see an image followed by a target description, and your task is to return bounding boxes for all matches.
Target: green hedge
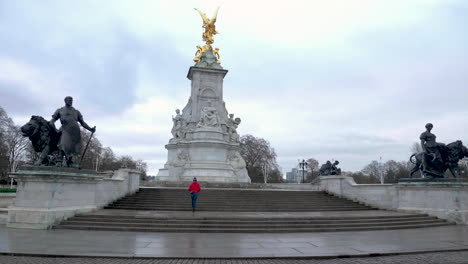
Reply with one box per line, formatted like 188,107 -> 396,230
0,189 -> 16,193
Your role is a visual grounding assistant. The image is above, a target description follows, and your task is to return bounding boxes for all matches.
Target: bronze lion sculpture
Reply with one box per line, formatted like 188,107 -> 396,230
21,116 -> 62,166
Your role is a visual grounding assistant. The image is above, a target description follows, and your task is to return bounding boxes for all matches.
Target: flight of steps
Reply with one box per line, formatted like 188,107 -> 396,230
55,188 -> 452,232
104,188 -> 374,211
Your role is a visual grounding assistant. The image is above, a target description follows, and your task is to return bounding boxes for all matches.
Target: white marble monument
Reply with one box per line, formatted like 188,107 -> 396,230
157,8 -> 250,183
156,50 -> 250,183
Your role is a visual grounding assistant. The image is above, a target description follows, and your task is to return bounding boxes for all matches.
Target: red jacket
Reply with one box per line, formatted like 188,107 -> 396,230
188,182 -> 201,193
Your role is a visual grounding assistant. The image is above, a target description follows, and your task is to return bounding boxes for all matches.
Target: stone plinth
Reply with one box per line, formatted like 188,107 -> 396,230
316,175 -> 468,224
157,138 -> 249,182
7,166 -> 141,229
157,57 -> 250,183
397,180 -> 468,224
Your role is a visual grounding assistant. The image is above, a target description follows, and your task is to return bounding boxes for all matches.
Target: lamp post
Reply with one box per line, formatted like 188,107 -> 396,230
299,159 -> 308,183
379,156 -> 384,184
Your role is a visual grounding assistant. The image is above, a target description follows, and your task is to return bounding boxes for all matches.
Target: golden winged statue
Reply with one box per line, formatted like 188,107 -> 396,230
193,7 -> 221,63
195,7 -> 219,45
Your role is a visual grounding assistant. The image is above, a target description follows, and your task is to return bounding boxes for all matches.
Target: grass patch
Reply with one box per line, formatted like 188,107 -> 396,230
0,189 -> 16,193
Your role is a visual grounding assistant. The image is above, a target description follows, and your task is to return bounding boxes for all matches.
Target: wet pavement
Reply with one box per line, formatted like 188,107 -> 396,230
1,251 -> 468,264
0,224 -> 467,258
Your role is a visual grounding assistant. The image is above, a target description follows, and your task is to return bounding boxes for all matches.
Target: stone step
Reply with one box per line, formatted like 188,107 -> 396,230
124,195 -> 335,199
142,182 -> 319,189
103,206 -> 375,211
59,218 -> 446,228
54,222 -> 452,233
70,213 -> 433,221
110,203 -> 365,207
107,204 -> 369,209
114,197 -> 348,203
66,215 -> 437,223
109,202 -> 366,205
54,188 -> 453,233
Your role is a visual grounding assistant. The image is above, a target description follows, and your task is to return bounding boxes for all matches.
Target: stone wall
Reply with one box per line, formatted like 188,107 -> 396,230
316,175 -> 468,224
95,169 -> 141,207
0,193 -> 15,208
7,168 -> 141,229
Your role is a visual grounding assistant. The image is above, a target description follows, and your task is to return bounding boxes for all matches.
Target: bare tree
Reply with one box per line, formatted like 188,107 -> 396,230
240,134 -> 282,183
0,107 -> 28,172
4,125 -> 28,172
0,106 -> 13,157
362,160 -> 381,178
305,158 -> 319,182
410,142 -> 423,154
79,129 -> 102,170
383,160 -> 411,183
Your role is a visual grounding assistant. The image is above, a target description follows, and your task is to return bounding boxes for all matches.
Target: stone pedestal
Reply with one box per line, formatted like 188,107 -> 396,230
156,53 -> 250,183
316,175 -> 468,224
397,180 -> 468,224
7,166 -> 141,229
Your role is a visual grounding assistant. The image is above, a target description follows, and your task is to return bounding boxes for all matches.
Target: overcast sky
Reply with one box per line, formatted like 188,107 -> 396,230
0,0 -> 467,175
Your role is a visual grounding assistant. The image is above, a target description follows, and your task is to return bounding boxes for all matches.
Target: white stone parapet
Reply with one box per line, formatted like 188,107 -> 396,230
315,175 -> 468,225
7,166 -> 141,229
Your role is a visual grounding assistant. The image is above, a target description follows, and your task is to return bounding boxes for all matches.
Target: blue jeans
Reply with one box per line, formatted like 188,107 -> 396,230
191,192 -> 198,209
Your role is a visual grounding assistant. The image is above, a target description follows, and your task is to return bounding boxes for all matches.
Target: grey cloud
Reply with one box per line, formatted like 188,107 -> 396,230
1,1 -> 468,175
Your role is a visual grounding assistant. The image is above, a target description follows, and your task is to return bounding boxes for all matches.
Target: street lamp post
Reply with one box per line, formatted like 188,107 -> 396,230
379,156 -> 384,184
299,159 -> 308,183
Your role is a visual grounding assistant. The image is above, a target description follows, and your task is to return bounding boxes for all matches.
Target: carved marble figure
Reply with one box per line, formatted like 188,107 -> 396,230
197,101 -> 220,127
171,109 -> 185,139
230,117 -> 241,142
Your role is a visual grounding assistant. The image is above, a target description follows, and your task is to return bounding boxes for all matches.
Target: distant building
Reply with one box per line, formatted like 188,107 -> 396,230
286,168 -> 301,183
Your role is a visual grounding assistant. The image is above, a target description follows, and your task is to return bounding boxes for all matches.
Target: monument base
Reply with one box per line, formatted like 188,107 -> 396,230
7,206 -> 97,229
157,129 -> 250,183
399,178 -> 468,184
316,175 -> 468,224
7,166 -> 141,229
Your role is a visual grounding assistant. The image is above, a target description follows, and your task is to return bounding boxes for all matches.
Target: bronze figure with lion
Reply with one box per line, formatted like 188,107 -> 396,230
410,123 -> 468,179
21,96 -> 96,167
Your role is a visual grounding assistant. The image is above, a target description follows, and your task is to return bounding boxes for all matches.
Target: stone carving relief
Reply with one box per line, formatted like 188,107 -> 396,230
227,150 -> 249,181
197,100 -> 220,128
172,149 -> 190,168
228,151 -> 246,169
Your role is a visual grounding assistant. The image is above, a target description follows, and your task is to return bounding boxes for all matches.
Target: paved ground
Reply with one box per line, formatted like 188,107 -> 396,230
1,251 -> 468,264
1,224 -> 468,258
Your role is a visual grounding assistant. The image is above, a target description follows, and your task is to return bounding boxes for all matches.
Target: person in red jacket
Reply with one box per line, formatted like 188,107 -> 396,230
188,177 -> 201,212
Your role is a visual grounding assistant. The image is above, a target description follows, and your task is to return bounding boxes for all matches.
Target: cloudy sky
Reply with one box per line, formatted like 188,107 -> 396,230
0,0 -> 467,175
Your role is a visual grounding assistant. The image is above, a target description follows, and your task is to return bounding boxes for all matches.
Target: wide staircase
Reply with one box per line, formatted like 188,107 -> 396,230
105,188 -> 374,211
55,188 -> 452,232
